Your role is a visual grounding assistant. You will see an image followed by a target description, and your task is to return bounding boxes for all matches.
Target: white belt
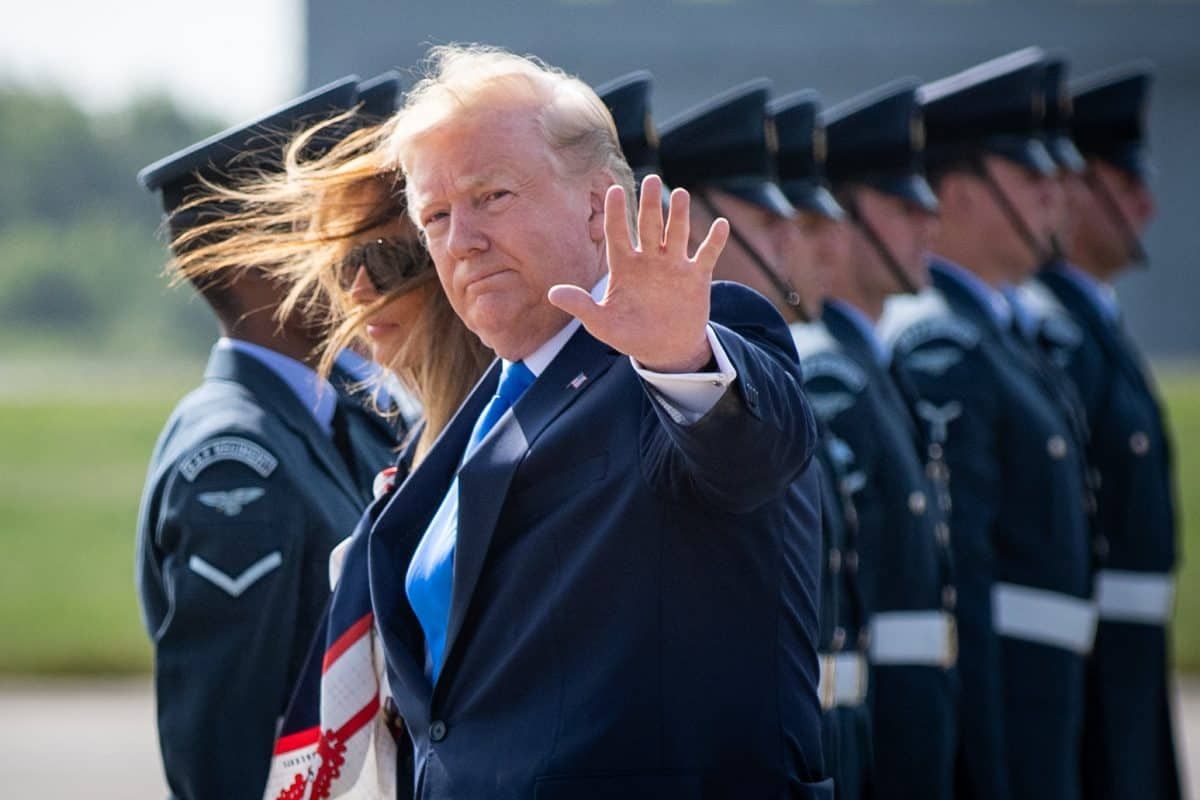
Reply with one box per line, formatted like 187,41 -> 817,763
869,611 -> 958,668
818,652 -> 869,709
993,582 -> 1097,654
1095,570 -> 1175,625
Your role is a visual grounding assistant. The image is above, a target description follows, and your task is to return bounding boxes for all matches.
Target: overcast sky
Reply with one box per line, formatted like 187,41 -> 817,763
0,0 -> 303,123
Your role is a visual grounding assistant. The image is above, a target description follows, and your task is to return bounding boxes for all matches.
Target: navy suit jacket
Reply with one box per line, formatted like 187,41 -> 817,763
367,281 -> 832,800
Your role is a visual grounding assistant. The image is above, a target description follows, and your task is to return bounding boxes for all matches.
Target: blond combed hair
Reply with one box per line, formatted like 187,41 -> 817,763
167,110 -> 492,463
385,44 -> 637,227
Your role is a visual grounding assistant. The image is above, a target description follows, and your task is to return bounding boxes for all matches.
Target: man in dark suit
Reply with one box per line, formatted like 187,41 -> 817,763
135,77 -> 401,800
879,49 -> 1095,800
365,45 -> 830,799
1022,60 -> 1182,800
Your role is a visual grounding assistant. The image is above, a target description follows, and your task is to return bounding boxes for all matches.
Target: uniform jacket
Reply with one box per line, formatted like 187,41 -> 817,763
136,344 -> 398,800
367,282 -> 833,800
795,303 -> 958,800
1028,265 -> 1181,800
880,261 -> 1092,800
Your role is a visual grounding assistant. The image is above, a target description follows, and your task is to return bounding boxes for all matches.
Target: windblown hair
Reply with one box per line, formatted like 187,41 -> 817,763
168,110 -> 492,462
386,44 -> 637,228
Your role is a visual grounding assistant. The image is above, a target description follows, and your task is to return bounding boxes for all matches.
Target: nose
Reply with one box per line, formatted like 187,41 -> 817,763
446,206 -> 489,260
349,265 -> 379,305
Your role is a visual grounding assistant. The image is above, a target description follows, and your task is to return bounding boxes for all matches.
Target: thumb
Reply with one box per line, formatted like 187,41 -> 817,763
547,284 -> 601,325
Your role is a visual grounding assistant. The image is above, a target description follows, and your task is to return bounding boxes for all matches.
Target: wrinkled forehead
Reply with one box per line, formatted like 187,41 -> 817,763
403,107 -> 554,202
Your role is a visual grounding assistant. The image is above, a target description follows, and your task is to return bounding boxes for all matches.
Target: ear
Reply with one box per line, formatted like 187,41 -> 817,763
587,172 -> 613,245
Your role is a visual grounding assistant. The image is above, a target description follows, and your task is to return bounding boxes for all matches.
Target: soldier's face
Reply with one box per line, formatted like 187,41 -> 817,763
1065,160 -> 1155,276
405,107 -> 608,360
853,186 -> 938,293
706,190 -> 819,320
978,155 -> 1055,281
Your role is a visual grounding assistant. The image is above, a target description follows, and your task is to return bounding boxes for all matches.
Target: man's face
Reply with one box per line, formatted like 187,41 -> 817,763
978,154 -> 1055,282
706,190 -> 818,320
405,107 -> 608,360
1065,159 -> 1155,277
852,185 -> 938,294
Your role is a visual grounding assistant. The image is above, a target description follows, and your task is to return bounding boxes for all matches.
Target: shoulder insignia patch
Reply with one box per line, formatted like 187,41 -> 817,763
197,487 -> 267,516
905,346 -> 965,376
879,290 -> 980,354
180,437 -> 278,482
810,392 -> 858,422
790,321 -> 839,360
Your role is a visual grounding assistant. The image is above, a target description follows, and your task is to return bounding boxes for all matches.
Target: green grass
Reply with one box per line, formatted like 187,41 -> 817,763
0,362 -> 1198,674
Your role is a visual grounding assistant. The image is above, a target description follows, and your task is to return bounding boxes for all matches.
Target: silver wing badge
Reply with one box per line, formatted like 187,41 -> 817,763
198,487 -> 267,517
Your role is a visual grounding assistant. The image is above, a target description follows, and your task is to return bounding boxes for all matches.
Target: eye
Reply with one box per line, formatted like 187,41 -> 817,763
422,209 -> 449,228
484,189 -> 512,203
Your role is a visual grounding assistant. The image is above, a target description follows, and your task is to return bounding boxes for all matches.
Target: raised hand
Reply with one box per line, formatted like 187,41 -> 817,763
548,174 -> 730,373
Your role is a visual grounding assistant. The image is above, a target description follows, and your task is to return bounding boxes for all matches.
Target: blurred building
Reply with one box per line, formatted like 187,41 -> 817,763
306,0 -> 1200,359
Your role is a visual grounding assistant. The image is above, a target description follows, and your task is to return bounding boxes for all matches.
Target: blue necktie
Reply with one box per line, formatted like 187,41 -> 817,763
405,361 -> 536,681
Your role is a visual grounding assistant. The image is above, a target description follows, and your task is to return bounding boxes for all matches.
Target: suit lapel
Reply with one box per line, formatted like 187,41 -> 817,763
367,362 -> 501,696
204,347 -> 364,505
439,329 -> 620,690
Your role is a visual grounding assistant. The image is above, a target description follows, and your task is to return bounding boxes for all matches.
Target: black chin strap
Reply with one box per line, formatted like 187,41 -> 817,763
1083,168 -> 1149,269
696,191 -> 810,323
972,157 -> 1052,268
842,194 -> 920,296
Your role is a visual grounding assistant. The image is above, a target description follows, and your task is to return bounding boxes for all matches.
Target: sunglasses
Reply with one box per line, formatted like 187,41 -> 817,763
337,236 -> 431,293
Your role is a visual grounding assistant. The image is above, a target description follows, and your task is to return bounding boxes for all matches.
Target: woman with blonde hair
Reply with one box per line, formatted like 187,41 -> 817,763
170,103 -> 491,800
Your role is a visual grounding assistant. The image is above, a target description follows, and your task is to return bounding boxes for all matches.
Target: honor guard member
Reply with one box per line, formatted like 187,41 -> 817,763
801,80 -> 957,800
658,81 -> 848,793
1023,61 -> 1182,800
878,48 -> 1095,800
765,91 -> 879,800
135,78 -> 401,800
596,70 -> 663,185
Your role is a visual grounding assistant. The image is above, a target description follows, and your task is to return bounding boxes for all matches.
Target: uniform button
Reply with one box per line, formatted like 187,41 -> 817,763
1086,493 -> 1098,514
942,586 -> 957,610
908,491 -> 927,515
829,549 -> 842,573
1130,431 -> 1150,456
927,443 -> 943,461
832,627 -> 847,650
429,720 -> 447,742
935,522 -> 951,547
1089,468 -> 1103,489
939,493 -> 952,513
744,384 -> 759,409
1047,435 -> 1068,459
844,550 -> 859,573
857,629 -> 871,650
1094,536 -> 1110,560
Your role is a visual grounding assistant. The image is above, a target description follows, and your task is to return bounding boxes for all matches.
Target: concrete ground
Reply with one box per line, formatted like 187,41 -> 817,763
1,676 -> 1197,798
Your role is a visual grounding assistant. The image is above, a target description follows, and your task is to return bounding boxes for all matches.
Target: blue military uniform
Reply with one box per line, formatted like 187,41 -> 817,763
880,49 -> 1096,800
796,81 -> 959,800
1024,62 -> 1182,800
766,91 -> 873,800
658,82 -> 842,791
134,77 -> 401,800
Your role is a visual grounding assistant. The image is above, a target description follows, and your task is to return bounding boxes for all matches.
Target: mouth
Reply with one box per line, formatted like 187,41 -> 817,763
463,267 -> 514,292
365,320 -> 400,339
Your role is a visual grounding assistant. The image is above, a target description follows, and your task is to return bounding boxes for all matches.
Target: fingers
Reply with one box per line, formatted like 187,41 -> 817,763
664,187 -> 691,256
604,185 -> 634,257
547,284 -> 602,326
637,174 -> 665,251
692,217 -> 731,273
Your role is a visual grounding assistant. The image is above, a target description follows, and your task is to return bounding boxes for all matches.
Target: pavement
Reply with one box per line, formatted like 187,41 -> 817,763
1,675 -> 1197,798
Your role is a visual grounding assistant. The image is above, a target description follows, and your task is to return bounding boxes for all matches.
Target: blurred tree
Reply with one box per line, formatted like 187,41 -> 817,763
0,84 -> 223,357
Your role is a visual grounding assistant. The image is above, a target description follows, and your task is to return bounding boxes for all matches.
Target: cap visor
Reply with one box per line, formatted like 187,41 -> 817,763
781,181 -> 845,220
985,137 -> 1057,177
718,179 -> 797,218
1047,136 -> 1086,174
872,173 -> 939,214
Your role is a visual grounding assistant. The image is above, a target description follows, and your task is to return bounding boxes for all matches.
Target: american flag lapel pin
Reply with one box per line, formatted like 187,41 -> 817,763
568,372 -> 588,390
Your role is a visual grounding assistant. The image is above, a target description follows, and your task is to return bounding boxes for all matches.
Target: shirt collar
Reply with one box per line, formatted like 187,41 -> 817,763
931,256 -> 1013,328
217,337 -> 337,435
506,274 -> 609,377
826,299 -> 890,367
1055,261 -> 1121,323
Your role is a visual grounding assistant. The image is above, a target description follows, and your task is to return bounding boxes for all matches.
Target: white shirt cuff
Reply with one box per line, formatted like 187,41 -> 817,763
631,325 -> 737,425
